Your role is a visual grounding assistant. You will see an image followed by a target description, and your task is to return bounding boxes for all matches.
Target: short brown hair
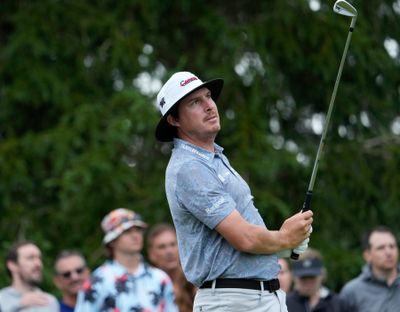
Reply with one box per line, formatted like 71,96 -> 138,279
362,225 -> 397,251
5,240 -> 37,277
54,250 -> 86,273
146,223 -> 176,250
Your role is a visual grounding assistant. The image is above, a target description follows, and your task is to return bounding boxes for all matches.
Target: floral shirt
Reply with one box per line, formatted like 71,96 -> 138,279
75,259 -> 178,312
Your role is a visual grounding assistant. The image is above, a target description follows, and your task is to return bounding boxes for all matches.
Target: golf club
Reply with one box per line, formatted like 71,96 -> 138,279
290,0 -> 357,260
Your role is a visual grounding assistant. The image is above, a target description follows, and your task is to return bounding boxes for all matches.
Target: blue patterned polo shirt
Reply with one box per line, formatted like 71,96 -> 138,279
165,138 -> 280,287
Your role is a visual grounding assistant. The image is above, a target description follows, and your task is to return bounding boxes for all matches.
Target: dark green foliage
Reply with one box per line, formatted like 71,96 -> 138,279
1,0 -> 399,294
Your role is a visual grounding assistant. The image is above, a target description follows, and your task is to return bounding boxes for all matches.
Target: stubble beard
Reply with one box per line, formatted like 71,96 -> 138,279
19,271 -> 42,287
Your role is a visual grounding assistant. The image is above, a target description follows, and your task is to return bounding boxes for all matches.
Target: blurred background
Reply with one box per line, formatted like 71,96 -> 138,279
1,0 -> 399,294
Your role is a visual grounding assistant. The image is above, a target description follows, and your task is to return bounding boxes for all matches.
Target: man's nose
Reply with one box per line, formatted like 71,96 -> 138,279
70,272 -> 81,280
203,97 -> 214,110
36,258 -> 43,268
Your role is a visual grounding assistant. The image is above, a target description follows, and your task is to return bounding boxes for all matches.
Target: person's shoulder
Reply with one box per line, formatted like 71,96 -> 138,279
0,287 -> 7,299
84,261 -> 117,284
146,265 -> 172,282
146,264 -> 169,276
44,291 -> 58,301
322,288 -> 342,302
45,292 -> 60,307
92,260 -> 114,274
340,274 -> 364,294
168,152 -> 204,177
0,286 -> 15,296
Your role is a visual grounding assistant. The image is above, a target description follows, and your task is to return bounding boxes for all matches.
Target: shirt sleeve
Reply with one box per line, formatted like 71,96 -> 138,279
176,160 -> 236,229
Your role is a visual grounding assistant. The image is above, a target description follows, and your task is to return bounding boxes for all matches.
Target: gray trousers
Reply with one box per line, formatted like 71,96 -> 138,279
193,286 -> 288,312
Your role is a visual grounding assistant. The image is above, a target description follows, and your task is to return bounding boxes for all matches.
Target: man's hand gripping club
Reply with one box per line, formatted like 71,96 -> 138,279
277,210 -> 313,258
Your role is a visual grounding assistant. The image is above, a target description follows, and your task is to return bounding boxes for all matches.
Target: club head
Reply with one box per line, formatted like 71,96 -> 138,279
333,0 -> 357,17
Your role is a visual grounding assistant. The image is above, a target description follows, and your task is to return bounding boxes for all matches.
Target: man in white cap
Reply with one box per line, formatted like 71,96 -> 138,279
75,208 -> 178,312
156,71 -> 314,311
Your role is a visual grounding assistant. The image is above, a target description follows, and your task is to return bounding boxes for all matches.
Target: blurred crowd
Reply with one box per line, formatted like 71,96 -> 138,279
0,208 -> 398,312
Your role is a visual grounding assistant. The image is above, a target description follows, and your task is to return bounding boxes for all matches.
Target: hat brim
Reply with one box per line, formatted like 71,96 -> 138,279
293,268 -> 322,277
103,220 -> 148,245
155,78 -> 224,142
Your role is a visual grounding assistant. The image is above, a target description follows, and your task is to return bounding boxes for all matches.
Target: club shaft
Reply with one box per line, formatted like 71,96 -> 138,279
307,24 -> 354,192
290,20 -> 356,260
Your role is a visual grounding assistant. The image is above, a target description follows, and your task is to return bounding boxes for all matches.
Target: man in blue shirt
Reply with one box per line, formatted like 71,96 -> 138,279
155,71 -> 314,311
53,250 -> 90,312
75,208 -> 178,312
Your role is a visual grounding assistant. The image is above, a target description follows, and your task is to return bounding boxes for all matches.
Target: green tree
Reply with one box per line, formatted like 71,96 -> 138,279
0,0 -> 399,292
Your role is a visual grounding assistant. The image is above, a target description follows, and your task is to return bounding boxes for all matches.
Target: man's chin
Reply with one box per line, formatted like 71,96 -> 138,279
165,262 -> 180,271
28,279 -> 42,287
68,285 -> 83,294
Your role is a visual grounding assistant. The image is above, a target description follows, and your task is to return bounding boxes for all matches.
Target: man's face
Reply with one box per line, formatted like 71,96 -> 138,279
148,230 -> 180,273
364,231 -> 399,272
13,244 -> 43,286
278,258 -> 292,293
112,226 -> 144,256
169,87 -> 220,142
294,275 -> 323,297
54,255 -> 89,296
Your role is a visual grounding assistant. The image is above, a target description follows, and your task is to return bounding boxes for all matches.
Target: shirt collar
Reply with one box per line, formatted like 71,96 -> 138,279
109,258 -> 150,278
173,138 -> 224,161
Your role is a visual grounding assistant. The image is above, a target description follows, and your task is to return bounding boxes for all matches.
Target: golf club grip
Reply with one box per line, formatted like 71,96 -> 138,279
290,190 -> 313,260
302,190 -> 313,212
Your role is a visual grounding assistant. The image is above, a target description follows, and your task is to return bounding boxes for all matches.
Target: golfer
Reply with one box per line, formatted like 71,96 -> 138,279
156,71 -> 313,312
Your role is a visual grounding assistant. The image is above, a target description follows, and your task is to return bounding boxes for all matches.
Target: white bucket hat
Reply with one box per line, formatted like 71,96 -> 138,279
101,208 -> 148,244
155,71 -> 224,142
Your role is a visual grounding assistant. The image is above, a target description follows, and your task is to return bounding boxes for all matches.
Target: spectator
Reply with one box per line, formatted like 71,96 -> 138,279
340,225 -> 400,312
278,258 -> 292,293
75,208 -> 178,312
147,223 -> 196,312
286,248 -> 343,312
53,250 -> 90,312
0,241 -> 59,312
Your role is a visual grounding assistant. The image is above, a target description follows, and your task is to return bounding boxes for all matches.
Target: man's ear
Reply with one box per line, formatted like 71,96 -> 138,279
6,260 -> 18,274
167,115 -> 179,127
363,249 -> 370,262
53,275 -> 62,288
147,248 -> 155,264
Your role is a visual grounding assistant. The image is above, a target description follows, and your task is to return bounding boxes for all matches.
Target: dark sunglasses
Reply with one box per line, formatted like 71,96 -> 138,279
58,266 -> 86,279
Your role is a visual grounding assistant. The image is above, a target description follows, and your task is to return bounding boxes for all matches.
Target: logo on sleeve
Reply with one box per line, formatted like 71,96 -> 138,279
205,197 -> 225,214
